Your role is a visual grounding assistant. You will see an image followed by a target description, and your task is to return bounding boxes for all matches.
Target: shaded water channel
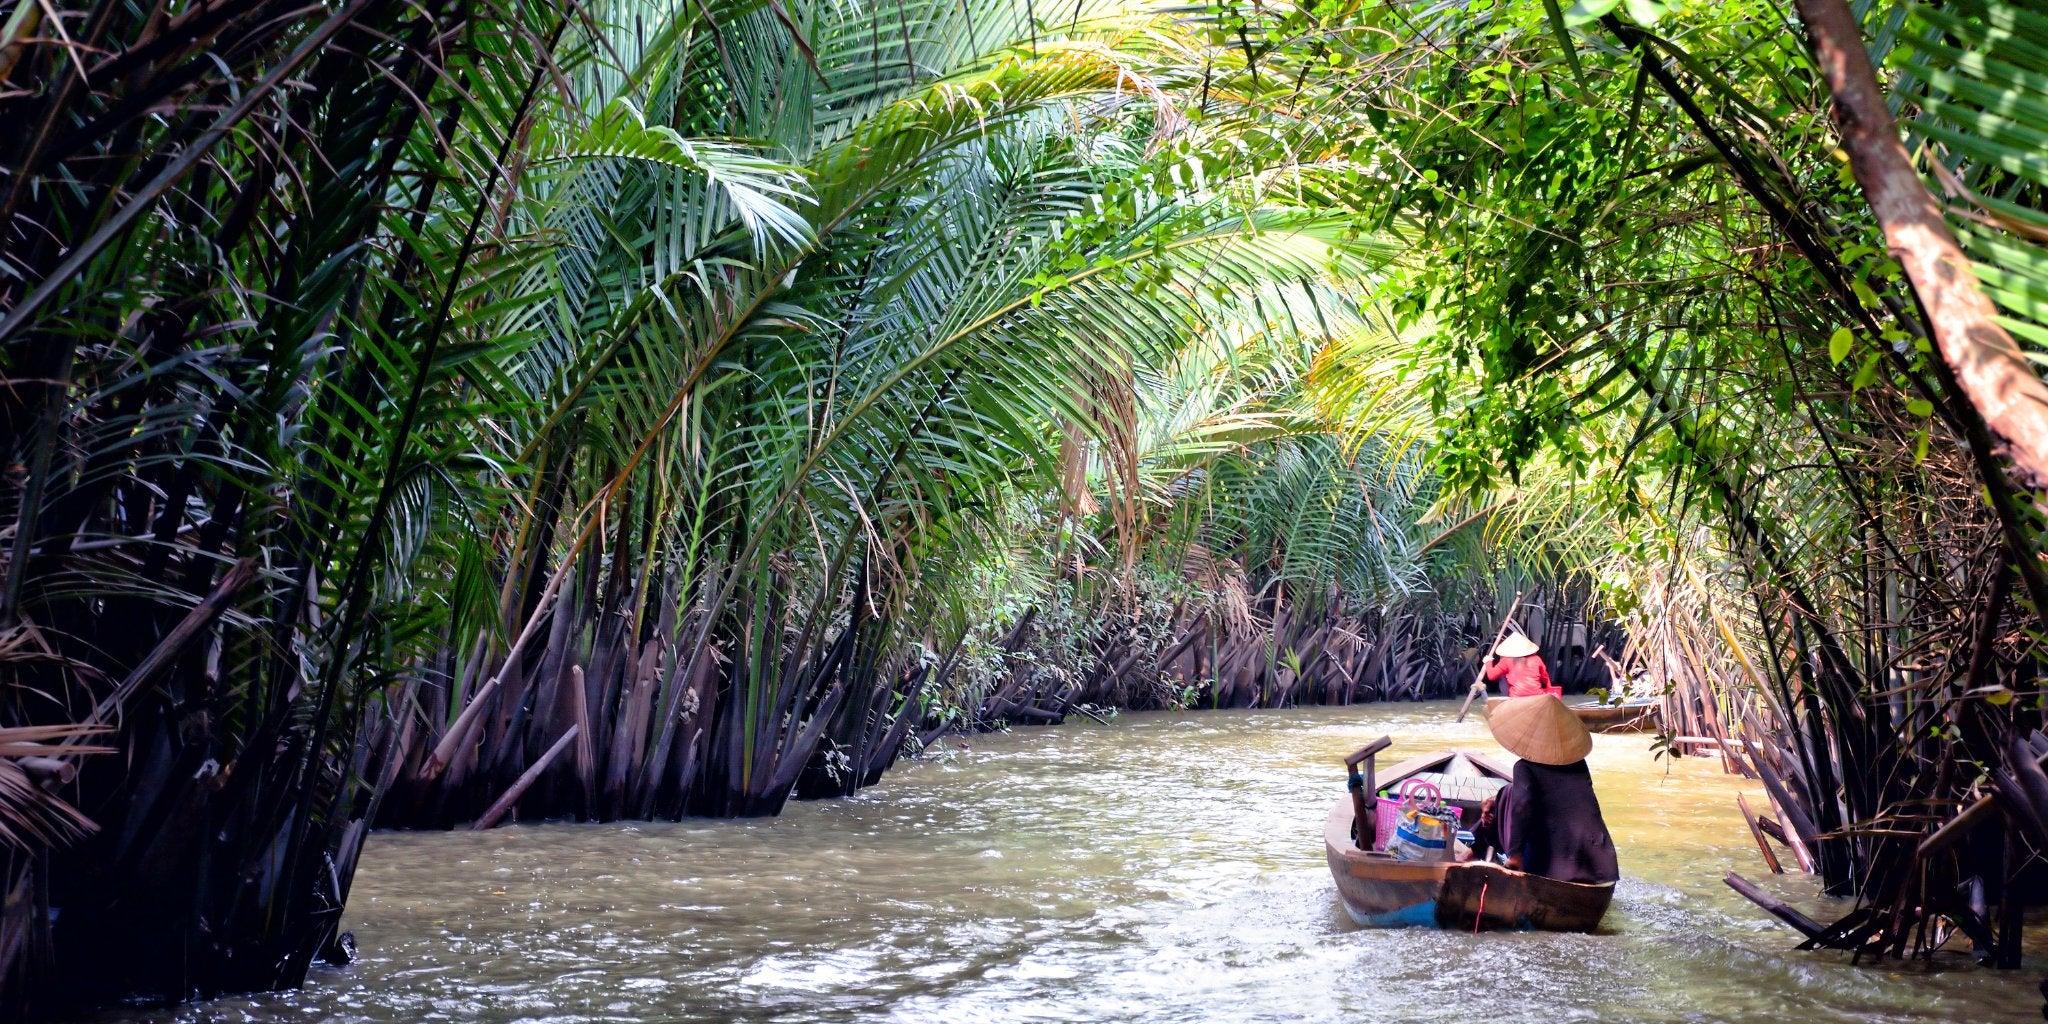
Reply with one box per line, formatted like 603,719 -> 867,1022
99,704 -> 2039,1023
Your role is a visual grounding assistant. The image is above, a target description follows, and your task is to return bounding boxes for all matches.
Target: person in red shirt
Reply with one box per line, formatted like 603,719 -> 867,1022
1484,630 -> 1561,698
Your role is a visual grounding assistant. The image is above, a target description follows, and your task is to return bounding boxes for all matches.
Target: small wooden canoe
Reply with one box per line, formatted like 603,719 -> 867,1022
1325,745 -> 1513,927
1569,698 -> 1659,733
1326,738 -> 1613,933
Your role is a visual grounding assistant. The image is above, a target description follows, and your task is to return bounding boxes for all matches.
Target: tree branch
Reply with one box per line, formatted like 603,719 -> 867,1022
1796,0 -> 2048,489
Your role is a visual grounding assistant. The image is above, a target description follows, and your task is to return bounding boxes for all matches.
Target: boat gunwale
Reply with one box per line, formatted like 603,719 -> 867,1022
1568,701 -> 1661,732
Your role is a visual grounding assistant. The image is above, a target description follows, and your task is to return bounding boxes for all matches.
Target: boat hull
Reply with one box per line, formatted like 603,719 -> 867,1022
1435,861 -> 1613,933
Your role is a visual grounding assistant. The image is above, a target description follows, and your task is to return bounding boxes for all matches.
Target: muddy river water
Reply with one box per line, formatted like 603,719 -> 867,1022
100,703 -> 2042,1022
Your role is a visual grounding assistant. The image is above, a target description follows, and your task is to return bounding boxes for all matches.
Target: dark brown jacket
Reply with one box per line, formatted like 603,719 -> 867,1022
1507,759 -> 1619,884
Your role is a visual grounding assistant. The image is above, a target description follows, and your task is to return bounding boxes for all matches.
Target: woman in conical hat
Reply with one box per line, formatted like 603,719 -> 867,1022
1483,628 -> 1561,698
1486,696 -> 1619,884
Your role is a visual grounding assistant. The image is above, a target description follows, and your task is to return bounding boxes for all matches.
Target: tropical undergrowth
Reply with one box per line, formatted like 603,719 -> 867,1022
1261,0 -> 2048,968
39,0 -> 2048,1009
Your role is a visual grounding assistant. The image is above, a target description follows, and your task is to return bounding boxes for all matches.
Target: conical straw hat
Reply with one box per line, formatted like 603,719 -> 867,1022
1486,695 -> 1592,765
1493,631 -> 1539,658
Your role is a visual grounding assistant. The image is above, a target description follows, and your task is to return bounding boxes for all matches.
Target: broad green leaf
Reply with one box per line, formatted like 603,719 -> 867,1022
1623,0 -> 1667,26
1563,0 -> 1622,27
1829,326 -> 1854,365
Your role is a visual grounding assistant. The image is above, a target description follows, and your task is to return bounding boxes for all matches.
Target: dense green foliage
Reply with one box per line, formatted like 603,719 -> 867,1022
8,0 -> 2048,1011
1289,0 -> 2048,957
0,0 -> 1465,1008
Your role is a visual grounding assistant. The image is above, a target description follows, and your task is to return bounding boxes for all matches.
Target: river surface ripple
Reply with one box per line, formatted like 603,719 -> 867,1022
96,703 -> 2042,1023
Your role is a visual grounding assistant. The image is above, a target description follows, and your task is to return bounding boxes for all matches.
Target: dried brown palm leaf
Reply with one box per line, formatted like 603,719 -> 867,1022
0,724 -> 108,852
0,723 -> 113,758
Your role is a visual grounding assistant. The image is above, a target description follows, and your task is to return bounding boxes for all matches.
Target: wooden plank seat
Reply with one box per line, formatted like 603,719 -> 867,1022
1383,770 -> 1508,807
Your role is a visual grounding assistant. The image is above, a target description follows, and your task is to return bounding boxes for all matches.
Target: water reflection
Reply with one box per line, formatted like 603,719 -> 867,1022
91,703 -> 2039,1023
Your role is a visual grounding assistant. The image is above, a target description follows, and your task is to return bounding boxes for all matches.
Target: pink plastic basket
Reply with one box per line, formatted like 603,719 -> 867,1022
1371,797 -> 1401,851
1372,779 -> 1460,851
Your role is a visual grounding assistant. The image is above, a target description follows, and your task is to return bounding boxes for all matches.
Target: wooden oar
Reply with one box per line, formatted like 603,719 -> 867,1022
1456,591 -> 1524,723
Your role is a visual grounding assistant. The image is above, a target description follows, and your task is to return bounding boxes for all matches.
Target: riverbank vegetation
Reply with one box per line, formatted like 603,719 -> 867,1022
5,0 -> 2048,1014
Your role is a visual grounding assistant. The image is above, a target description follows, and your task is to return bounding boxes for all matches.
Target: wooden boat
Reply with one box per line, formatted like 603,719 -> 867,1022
1325,741 -> 1512,926
1324,736 -> 1612,932
1569,698 -> 1660,733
